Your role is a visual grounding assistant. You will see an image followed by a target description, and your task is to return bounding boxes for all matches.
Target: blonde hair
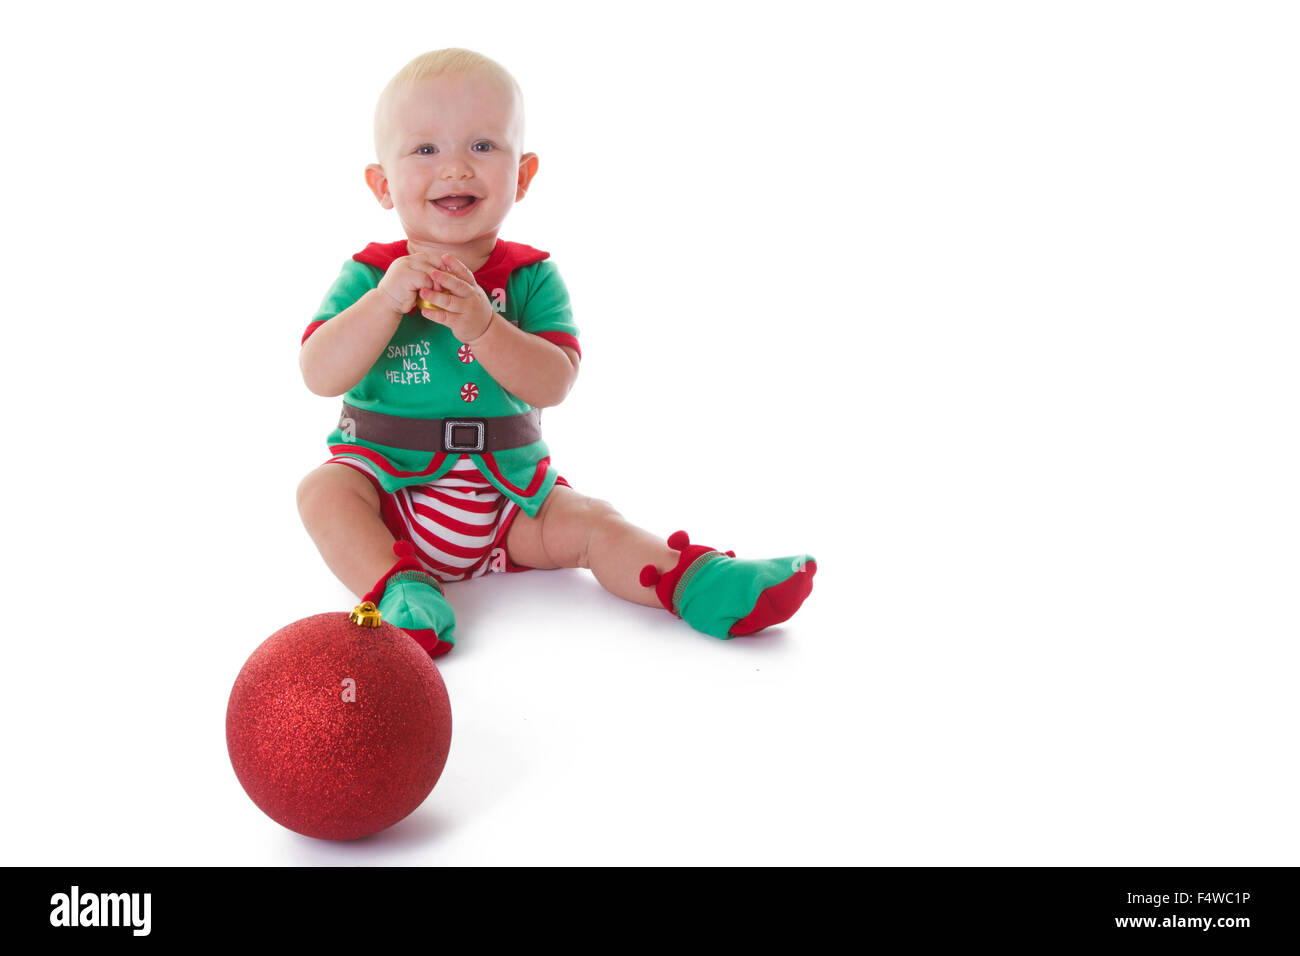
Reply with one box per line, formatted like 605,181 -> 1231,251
374,48 -> 525,159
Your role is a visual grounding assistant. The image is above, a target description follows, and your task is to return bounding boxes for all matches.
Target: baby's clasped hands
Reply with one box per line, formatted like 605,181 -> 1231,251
417,253 -> 496,343
374,251 -> 493,342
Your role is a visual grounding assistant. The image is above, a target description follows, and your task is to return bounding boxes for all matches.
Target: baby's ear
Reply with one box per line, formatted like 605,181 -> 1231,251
364,163 -> 393,209
515,152 -> 539,201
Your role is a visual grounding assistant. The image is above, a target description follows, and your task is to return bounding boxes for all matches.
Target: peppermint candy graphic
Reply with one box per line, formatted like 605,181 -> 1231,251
460,383 -> 479,402
457,343 -> 475,364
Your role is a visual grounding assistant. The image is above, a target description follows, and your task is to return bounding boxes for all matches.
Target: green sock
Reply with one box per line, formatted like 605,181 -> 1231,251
378,570 -> 457,648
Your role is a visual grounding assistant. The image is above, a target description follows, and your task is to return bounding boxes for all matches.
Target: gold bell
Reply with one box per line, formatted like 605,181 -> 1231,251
349,601 -> 383,627
418,297 -> 442,312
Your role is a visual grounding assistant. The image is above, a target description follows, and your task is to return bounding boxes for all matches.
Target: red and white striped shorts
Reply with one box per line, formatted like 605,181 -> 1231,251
327,454 -> 569,584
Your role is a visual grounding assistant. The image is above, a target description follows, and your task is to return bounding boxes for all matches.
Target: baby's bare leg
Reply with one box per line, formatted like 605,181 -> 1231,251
504,485 -> 676,607
296,463 -> 397,597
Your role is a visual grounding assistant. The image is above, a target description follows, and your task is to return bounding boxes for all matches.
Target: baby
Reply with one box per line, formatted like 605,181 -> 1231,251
297,49 -> 816,656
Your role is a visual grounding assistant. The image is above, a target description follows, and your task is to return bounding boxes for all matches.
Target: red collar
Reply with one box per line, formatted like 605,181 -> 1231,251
353,238 -> 550,295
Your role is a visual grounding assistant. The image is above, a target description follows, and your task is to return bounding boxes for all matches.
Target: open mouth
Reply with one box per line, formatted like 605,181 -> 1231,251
432,195 -> 479,212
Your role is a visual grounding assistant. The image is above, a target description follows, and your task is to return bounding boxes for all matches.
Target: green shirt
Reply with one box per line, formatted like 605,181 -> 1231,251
309,252 -> 579,516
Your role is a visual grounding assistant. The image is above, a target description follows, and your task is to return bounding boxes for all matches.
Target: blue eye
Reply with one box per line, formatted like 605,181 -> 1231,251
416,144 -> 437,155
472,142 -> 494,152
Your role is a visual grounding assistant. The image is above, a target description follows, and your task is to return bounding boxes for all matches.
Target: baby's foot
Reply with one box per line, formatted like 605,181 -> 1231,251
364,541 -> 456,657
375,571 -> 456,657
640,531 -> 817,639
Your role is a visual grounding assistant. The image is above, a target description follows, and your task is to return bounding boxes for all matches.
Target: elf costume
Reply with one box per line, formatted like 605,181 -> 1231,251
303,238 -> 578,515
304,238 -> 576,656
304,239 -> 815,654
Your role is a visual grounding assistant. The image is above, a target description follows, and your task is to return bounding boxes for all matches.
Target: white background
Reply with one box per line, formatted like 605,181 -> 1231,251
2,0 -> 1296,865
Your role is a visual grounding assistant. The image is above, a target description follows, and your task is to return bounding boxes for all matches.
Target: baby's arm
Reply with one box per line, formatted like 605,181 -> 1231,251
465,317 -> 578,408
299,288 -> 403,396
424,254 -> 578,408
300,252 -> 443,396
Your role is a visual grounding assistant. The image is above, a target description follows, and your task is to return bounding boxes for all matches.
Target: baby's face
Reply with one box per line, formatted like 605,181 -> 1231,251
370,71 -> 533,249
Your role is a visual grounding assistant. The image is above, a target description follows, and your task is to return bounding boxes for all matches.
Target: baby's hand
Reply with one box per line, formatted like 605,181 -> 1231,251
418,254 -> 496,343
375,253 -> 443,316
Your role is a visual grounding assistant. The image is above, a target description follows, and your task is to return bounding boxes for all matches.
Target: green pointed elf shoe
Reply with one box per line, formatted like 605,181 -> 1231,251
363,540 -> 456,658
639,531 -> 817,639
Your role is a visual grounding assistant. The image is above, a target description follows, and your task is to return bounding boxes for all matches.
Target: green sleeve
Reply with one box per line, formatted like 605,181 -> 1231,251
511,259 -> 580,339
310,259 -> 381,326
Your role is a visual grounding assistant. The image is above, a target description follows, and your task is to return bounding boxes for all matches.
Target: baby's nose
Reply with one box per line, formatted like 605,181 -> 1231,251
438,157 -> 474,178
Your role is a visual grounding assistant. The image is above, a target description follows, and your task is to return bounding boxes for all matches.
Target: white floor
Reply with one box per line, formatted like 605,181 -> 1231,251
4,0 -> 1297,866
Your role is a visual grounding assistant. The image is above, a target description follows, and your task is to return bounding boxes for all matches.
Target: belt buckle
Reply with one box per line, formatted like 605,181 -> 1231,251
444,419 -> 486,453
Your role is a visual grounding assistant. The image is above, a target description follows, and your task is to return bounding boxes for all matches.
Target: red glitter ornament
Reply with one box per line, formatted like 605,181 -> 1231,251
226,605 -> 452,841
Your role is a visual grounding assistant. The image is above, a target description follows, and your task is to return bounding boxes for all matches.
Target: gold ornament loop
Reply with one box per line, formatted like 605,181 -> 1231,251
349,602 -> 383,627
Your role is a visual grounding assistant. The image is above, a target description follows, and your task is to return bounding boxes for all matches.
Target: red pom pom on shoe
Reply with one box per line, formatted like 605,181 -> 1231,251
639,565 -> 661,587
394,540 -> 416,559
667,530 -> 690,550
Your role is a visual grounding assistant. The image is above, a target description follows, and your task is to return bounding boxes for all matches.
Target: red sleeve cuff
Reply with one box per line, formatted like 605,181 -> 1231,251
534,331 -> 581,358
301,320 -> 326,345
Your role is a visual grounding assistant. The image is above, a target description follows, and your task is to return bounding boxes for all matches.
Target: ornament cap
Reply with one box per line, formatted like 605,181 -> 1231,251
350,601 -> 383,627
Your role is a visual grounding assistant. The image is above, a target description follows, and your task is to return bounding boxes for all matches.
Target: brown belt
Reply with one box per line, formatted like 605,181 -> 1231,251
338,402 -> 541,454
